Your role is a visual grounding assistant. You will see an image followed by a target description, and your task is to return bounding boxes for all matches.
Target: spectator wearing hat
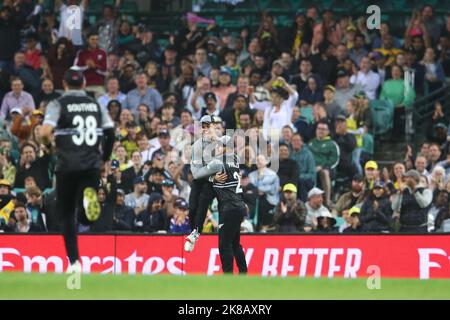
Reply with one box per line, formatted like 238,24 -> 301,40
323,85 -> 342,122
335,174 -> 365,216
255,76 -> 298,141
97,76 -> 127,109
304,187 -> 329,231
392,169 -> 433,233
112,189 -> 135,231
273,183 -> 307,233
334,68 -> 363,112
110,159 -> 128,193
146,167 -> 166,195
278,143 -> 299,189
427,189 -> 448,232
333,115 -> 357,178
125,176 -> 150,215
314,208 -> 338,233
289,133 -> 316,202
188,76 -> 220,120
342,206 -> 363,233
10,106 -> 44,144
169,198 -> 191,234
135,192 -> 168,233
1,77 -> 35,121
363,160 -> 379,191
264,59 -> 288,90
379,64 -> 416,139
360,180 -> 392,232
350,56 -> 381,100
308,120 -> 340,207
161,179 -> 179,219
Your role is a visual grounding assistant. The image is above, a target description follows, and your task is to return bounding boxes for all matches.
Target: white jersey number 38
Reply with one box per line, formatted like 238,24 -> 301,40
72,115 -> 98,146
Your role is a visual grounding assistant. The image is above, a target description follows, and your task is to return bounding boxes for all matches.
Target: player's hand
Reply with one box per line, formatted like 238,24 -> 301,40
214,172 -> 227,183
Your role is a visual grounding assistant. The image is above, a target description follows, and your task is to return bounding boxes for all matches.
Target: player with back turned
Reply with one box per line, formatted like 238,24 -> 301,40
40,68 -> 115,273
209,139 -> 248,274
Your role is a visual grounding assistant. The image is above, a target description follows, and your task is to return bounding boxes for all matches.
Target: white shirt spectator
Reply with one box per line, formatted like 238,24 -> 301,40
350,70 -> 380,100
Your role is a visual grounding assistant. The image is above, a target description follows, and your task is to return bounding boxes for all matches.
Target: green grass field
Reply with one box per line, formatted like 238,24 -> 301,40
0,273 -> 449,300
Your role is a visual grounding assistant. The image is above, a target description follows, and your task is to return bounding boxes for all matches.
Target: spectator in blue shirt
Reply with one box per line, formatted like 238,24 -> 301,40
124,72 -> 163,116
169,198 -> 191,234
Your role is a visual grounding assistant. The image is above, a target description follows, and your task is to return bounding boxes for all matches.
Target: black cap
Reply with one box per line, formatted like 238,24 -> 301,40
336,114 -> 347,122
336,69 -> 349,78
175,198 -> 189,210
204,92 -> 217,102
64,68 -> 84,87
162,179 -> 175,187
158,128 -> 170,137
352,174 -> 364,182
133,176 -> 145,185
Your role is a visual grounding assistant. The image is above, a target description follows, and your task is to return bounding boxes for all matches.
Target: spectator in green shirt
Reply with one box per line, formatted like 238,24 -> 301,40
379,64 -> 416,139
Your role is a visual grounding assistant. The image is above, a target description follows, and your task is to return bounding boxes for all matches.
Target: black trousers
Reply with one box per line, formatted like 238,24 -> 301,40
188,179 -> 215,233
219,207 -> 248,274
56,169 -> 100,264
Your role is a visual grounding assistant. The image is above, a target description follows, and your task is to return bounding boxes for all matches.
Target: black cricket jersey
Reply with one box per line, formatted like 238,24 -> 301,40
213,153 -> 246,212
43,90 -> 114,172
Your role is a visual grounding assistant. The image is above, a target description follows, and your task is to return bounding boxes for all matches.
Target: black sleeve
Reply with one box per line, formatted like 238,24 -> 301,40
102,128 -> 115,162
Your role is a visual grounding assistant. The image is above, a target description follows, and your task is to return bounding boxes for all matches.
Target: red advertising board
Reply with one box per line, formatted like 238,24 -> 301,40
0,234 -> 449,279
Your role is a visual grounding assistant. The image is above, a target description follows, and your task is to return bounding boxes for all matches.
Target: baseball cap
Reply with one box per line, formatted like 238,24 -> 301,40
348,206 -> 360,216
212,115 -> 222,124
373,180 -> 385,188
219,67 -> 232,76
272,59 -> 284,67
352,174 -> 364,182
116,189 -> 125,196
308,187 -> 324,198
0,179 -> 11,188
365,160 -> 378,170
64,68 -> 84,87
31,110 -> 44,117
133,176 -> 145,185
434,123 -> 448,130
346,24 -> 357,32
336,114 -> 347,122
111,159 -> 120,169
175,198 -> 189,210
200,115 -> 213,125
317,208 -> 336,225
158,128 -> 170,137
10,107 -> 22,115
282,183 -> 297,193
204,92 -> 217,102
324,85 -> 336,93
403,169 -> 421,182
354,91 -> 367,99
162,179 -> 175,187
336,69 -> 349,78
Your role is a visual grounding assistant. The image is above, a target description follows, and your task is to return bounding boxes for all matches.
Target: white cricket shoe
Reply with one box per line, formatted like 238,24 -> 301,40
184,229 -> 200,252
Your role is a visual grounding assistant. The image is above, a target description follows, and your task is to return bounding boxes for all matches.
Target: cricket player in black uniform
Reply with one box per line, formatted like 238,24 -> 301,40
41,68 -> 115,272
210,142 -> 248,274
185,115 -> 227,252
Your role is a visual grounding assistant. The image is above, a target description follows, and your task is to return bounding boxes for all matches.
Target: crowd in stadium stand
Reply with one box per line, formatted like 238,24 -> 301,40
0,0 -> 449,234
